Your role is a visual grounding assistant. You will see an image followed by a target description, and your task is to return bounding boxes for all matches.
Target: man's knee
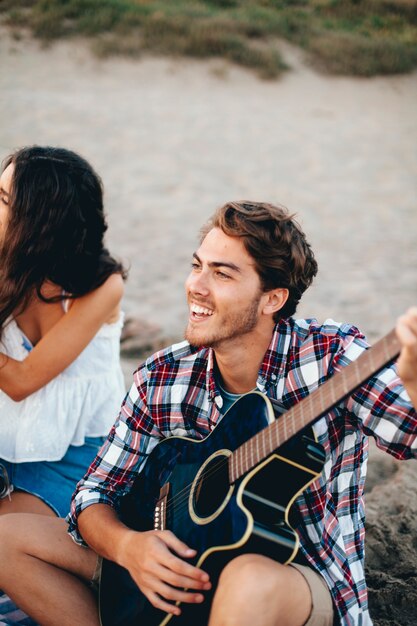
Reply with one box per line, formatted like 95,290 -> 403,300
217,554 -> 288,597
211,555 -> 312,626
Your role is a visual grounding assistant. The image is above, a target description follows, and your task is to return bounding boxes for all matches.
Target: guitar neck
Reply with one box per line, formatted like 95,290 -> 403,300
229,328 -> 400,484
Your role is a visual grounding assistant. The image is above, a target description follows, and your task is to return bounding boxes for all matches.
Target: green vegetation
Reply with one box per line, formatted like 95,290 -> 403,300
1,0 -> 417,78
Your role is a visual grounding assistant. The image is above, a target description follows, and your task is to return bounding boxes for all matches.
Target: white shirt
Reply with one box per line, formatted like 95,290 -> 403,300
0,314 -> 126,462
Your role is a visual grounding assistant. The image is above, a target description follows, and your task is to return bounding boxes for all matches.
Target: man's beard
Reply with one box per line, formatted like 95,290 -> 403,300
184,296 -> 261,349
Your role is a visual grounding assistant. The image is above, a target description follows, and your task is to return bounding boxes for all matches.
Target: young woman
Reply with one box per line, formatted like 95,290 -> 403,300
0,145 -> 127,519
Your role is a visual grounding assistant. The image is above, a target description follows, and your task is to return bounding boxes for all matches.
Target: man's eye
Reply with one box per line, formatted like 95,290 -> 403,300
216,271 -> 230,279
191,262 -> 200,270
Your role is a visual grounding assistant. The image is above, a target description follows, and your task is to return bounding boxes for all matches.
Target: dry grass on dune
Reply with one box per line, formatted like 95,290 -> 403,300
1,0 -> 417,78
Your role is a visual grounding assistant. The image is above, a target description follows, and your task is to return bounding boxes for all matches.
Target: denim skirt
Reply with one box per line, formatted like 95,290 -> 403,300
0,436 -> 105,517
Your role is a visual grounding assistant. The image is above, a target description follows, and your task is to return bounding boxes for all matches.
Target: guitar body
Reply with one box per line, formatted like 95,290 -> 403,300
99,392 -> 326,626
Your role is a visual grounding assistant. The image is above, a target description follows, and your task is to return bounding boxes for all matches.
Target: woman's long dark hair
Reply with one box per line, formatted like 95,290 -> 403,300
0,146 -> 127,336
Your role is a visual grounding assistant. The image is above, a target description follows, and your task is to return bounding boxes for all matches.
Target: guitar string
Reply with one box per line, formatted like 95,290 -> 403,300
154,402 -> 292,506
153,393 -> 367,522
160,417 -> 301,526
162,454 -> 230,518
152,388 -> 329,522
158,390 -> 328,519
155,375 -> 350,520
154,420 -> 292,522
157,428 -> 267,515
161,395 -> 311,515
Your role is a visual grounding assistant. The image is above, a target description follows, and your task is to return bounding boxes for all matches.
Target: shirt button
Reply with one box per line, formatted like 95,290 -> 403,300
271,374 -> 277,381
214,396 -> 223,409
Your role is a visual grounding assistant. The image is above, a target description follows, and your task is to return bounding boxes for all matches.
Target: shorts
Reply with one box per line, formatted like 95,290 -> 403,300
290,563 -> 334,626
90,555 -> 103,594
0,436 -> 106,518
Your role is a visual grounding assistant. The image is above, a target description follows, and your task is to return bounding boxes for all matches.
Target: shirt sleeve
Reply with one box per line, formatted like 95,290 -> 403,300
335,329 -> 417,460
66,363 -> 163,545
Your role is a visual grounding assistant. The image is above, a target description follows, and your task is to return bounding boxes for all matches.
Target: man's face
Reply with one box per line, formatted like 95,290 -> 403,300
184,227 -> 265,349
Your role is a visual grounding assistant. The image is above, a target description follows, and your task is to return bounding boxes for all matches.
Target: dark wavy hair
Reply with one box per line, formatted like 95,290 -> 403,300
201,201 -> 318,321
0,146 -> 127,336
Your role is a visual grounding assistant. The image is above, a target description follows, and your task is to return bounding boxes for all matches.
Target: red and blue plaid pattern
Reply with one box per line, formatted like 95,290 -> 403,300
68,318 -> 417,626
0,592 -> 36,625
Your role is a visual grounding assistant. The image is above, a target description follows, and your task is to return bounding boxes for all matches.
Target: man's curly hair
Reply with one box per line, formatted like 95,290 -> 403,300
201,201 -> 318,321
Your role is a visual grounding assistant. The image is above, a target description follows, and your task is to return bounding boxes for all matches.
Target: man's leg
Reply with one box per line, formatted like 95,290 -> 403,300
208,554 -> 325,626
0,513 -> 99,626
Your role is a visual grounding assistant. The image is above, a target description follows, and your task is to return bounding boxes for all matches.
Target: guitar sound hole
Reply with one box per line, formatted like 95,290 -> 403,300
193,454 -> 230,519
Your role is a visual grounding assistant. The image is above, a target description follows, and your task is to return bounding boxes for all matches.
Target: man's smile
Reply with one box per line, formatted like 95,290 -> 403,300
189,303 -> 214,320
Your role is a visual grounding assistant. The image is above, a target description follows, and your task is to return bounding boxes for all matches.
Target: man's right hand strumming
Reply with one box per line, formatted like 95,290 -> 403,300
78,504 -> 211,617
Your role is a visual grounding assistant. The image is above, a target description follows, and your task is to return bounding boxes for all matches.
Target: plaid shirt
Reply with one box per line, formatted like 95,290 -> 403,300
68,318 -> 417,626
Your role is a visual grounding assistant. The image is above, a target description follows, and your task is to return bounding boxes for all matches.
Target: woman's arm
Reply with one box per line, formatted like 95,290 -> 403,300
0,273 -> 124,401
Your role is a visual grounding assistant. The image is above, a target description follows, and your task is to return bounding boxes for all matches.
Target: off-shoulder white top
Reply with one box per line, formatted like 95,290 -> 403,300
0,314 -> 126,462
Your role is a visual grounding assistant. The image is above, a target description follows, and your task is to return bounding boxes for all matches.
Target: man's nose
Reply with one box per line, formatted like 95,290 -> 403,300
186,270 -> 210,297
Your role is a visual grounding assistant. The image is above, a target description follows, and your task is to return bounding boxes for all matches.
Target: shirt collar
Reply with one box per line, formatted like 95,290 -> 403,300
257,319 -> 292,391
205,319 -> 292,399
206,347 -> 219,402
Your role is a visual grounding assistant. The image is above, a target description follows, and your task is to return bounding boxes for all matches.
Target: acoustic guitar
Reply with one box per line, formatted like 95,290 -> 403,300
99,329 -> 400,626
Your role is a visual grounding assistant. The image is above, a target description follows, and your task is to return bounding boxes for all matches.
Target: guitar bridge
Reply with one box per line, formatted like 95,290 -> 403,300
154,482 -> 170,531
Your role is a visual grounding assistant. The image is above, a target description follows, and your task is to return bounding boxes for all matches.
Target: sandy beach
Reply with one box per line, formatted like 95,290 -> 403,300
1,29 -> 417,625
1,32 -> 416,347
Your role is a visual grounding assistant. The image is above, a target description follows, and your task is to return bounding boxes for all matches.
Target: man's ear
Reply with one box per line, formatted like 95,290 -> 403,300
262,288 -> 289,316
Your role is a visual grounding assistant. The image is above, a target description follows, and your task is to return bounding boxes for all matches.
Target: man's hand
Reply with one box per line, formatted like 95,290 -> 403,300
396,307 -> 417,409
117,529 -> 211,617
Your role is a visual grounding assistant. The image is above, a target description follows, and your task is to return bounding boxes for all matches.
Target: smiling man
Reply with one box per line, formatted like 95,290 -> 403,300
186,229 -> 268,349
0,201 -> 416,626
184,223 -> 291,396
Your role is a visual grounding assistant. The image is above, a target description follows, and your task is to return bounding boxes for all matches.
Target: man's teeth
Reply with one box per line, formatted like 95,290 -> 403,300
191,304 -> 213,316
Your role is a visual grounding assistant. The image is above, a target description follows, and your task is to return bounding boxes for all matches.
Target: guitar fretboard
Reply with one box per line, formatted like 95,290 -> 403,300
229,329 -> 400,484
